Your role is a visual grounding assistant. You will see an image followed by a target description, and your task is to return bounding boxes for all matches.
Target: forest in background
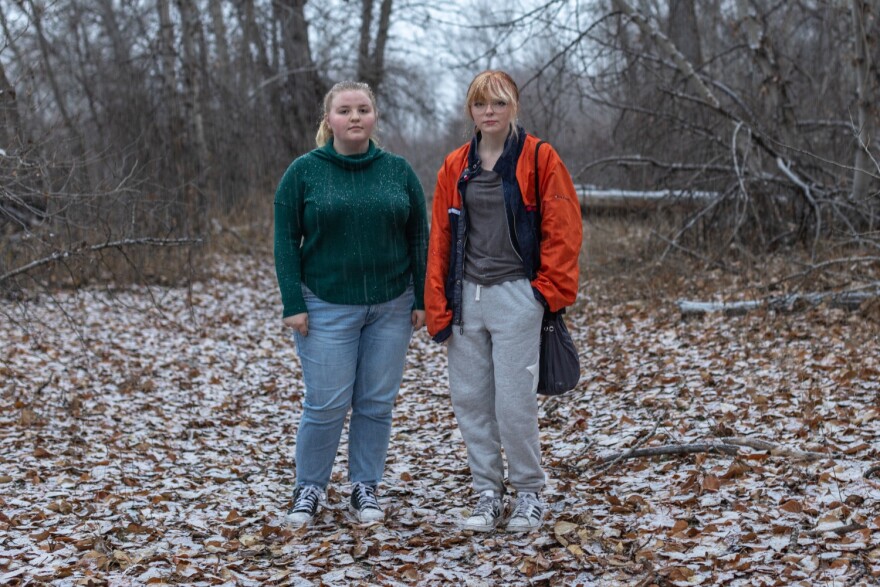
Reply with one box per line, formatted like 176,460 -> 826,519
2,3 -> 879,584
0,0 -> 879,296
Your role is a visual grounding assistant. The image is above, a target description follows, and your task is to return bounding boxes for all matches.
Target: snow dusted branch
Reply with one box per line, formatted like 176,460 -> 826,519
575,184 -> 720,212
595,411 -> 666,475
802,522 -> 868,538
777,157 -> 821,258
0,237 -> 203,284
612,0 -> 720,109
575,154 -> 735,178
677,288 -> 880,317
598,442 -> 740,462
720,437 -> 831,461
598,437 -> 835,465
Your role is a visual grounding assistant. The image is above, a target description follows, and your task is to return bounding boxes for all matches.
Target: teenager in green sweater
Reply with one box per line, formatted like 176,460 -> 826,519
274,81 -> 428,527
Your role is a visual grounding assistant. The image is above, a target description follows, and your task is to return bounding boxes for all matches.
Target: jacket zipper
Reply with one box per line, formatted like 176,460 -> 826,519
455,162 -> 478,333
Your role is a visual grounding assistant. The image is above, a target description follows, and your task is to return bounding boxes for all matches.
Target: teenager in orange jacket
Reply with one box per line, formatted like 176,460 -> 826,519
425,70 -> 582,533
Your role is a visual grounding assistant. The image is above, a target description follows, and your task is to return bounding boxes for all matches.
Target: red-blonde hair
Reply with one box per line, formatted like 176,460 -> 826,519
465,70 -> 520,135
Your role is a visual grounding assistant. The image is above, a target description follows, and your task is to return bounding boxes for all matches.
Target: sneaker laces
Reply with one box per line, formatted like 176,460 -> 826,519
471,491 -> 499,519
352,483 -> 380,511
510,492 -> 542,520
292,485 -> 321,513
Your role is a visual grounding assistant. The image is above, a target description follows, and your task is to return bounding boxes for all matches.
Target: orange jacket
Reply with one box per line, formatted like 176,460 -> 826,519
425,133 -> 582,341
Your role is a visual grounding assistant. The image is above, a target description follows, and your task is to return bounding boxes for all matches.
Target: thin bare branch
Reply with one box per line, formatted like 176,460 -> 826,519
1,238 -> 203,284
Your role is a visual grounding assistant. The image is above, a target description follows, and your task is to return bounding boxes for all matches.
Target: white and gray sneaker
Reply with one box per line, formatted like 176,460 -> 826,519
505,492 -> 544,532
286,485 -> 323,527
461,490 -> 502,532
350,482 -> 384,523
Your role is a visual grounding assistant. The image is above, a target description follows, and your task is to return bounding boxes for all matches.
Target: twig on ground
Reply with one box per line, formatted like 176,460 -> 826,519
34,373 -> 54,395
720,437 -> 833,461
864,464 -> 880,479
803,522 -> 867,538
844,561 -> 868,587
596,436 -> 835,467
787,526 -> 799,552
594,411 -> 666,476
598,442 -> 741,463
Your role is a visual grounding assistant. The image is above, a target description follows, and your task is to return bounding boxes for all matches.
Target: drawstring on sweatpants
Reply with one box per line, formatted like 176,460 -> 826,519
475,284 -> 482,302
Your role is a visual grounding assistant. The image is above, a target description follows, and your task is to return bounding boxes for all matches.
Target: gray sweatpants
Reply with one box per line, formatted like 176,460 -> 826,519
448,278 -> 546,495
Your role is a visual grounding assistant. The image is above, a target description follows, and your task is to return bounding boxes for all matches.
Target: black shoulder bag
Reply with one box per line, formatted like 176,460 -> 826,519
534,141 -> 581,396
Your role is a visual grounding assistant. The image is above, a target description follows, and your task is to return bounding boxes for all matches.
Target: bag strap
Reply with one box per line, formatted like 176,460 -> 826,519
533,139 -> 553,314
534,140 -> 547,214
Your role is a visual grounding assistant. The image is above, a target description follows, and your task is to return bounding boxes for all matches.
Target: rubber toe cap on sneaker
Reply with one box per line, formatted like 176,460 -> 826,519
461,516 -> 497,532
355,508 -> 384,523
286,512 -> 313,527
505,516 -> 542,532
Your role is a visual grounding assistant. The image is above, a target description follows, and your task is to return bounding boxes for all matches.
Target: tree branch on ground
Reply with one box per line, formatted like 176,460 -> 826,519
0,237 -> 203,285
595,436 -> 840,467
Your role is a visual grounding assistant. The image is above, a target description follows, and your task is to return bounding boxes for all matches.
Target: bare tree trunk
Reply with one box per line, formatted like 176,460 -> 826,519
0,58 -> 22,151
156,0 -> 184,185
208,0 -> 231,78
156,0 -> 177,105
850,0 -> 878,204
26,0 -> 91,192
735,0 -> 797,142
358,0 -> 375,83
373,0 -> 393,93
176,0 -> 209,233
241,0 -> 284,140
356,0 -> 393,95
240,0 -> 275,89
96,0 -> 131,72
277,0 -> 325,155
667,0 -> 702,69
612,0 -> 719,109
69,15 -> 105,142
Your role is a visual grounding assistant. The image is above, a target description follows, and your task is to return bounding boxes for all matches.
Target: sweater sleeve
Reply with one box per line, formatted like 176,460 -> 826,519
273,162 -> 307,318
404,163 -> 429,310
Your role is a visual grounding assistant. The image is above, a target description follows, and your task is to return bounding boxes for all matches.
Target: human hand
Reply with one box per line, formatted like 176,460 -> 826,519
411,310 -> 425,330
283,312 -> 309,336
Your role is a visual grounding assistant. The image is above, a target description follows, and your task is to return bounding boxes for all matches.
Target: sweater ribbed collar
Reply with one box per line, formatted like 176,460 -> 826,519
313,139 -> 385,170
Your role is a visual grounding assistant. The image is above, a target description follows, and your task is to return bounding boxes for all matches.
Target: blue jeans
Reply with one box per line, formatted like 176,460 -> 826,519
293,285 -> 414,489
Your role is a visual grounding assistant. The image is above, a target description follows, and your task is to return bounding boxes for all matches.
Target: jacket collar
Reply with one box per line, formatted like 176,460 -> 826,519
466,125 -> 526,182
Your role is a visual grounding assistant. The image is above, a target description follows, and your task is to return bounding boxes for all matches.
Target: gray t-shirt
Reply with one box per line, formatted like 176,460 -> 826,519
464,169 -> 526,285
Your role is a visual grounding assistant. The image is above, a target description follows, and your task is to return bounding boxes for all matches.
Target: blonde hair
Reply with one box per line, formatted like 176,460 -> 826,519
465,70 -> 520,137
315,81 -> 379,147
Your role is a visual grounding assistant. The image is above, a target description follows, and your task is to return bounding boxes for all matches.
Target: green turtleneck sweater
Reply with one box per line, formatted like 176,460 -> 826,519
273,140 -> 428,318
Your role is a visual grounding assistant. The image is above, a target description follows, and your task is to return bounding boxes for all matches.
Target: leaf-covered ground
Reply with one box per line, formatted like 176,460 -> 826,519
1,254 -> 879,586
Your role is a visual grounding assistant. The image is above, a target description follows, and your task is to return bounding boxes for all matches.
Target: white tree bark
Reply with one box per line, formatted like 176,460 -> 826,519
176,0 -> 209,231
735,0 -> 796,140
612,0 -> 720,109
850,0 -> 878,202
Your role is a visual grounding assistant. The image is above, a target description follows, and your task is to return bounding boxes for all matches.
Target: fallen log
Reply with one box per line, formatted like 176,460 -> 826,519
677,290 -> 879,317
575,185 -> 718,212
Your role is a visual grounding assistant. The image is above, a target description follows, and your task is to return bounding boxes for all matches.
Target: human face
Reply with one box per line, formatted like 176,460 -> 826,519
326,90 -> 376,155
470,97 -> 513,139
